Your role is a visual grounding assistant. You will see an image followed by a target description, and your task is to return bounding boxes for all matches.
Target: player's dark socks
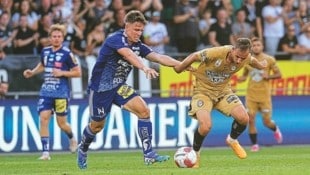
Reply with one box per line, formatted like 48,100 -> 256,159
41,137 -> 49,152
269,125 -> 277,132
249,133 -> 257,145
138,118 -> 153,155
66,131 -> 73,139
230,120 -> 247,139
193,128 -> 205,152
80,125 -> 95,152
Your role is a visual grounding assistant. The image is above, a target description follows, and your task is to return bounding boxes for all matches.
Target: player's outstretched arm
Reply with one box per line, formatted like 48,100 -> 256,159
118,47 -> 159,79
174,52 -> 199,73
23,62 -> 44,78
52,66 -> 82,78
145,52 -> 181,67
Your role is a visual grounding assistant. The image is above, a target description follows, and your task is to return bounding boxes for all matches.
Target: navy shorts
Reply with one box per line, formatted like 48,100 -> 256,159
89,84 -> 138,121
37,97 -> 68,116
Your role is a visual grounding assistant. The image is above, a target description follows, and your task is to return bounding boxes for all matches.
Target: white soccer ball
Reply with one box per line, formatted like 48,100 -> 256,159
174,147 -> 197,168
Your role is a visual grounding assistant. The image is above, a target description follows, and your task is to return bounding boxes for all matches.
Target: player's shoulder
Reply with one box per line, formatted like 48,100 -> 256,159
61,46 -> 71,53
42,46 -> 52,52
106,29 -> 127,46
206,45 -> 232,58
107,29 -> 123,40
262,53 -> 276,62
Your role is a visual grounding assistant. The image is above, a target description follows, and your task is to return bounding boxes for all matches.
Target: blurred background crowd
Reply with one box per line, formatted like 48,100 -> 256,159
0,0 -> 310,98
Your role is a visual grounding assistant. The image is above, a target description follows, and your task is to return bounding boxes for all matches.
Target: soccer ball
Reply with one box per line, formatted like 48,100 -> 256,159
174,147 -> 197,168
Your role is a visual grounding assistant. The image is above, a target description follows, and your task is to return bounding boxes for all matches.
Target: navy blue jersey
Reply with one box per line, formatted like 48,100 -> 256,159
89,29 -> 152,92
39,46 -> 78,98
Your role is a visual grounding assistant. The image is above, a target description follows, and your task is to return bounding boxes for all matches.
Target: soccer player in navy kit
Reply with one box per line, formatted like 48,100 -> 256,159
77,10 -> 182,169
23,24 -> 81,160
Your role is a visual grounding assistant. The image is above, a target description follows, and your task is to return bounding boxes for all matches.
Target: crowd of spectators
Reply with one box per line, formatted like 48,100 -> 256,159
0,0 -> 309,59
0,0 -> 310,98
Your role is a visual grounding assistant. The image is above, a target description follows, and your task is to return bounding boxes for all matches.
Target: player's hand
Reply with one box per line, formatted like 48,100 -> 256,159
186,66 -> 196,72
174,65 -> 182,73
23,69 -> 33,78
142,67 -> 158,79
237,76 -> 247,82
261,72 -> 269,80
52,68 -> 64,77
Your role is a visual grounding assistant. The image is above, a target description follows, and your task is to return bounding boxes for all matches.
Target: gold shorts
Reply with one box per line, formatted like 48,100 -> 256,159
188,93 -> 243,117
245,98 -> 272,116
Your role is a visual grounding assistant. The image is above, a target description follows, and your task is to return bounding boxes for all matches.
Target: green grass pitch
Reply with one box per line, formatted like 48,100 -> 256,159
0,145 -> 309,175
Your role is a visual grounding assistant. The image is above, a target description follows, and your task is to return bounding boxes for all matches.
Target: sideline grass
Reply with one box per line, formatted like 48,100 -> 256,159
0,145 -> 309,175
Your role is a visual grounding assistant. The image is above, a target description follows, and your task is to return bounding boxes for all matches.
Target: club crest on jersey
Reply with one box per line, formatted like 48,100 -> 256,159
215,60 -> 222,67
134,50 -> 140,56
55,55 -> 62,61
231,65 -> 236,71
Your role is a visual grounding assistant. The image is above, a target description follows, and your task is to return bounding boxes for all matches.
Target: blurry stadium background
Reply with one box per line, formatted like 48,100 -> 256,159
0,0 -> 310,153
0,54 -> 309,153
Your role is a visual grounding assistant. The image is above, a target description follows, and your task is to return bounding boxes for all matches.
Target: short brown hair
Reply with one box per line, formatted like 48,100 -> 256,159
124,10 -> 147,25
235,38 -> 252,51
49,24 -> 66,37
251,37 -> 262,43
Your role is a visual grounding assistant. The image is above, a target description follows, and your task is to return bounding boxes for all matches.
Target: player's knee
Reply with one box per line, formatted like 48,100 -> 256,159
248,116 -> 255,124
199,124 -> 212,135
136,107 -> 150,119
58,123 -> 69,131
40,117 -> 49,126
263,119 -> 273,127
237,115 -> 249,125
90,122 -> 104,133
92,126 -> 104,133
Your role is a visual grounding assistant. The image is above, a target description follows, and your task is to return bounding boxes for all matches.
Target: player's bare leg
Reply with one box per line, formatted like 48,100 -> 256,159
192,110 -> 210,168
38,110 -> 52,160
56,116 -> 77,153
262,113 -> 283,144
248,113 -> 260,152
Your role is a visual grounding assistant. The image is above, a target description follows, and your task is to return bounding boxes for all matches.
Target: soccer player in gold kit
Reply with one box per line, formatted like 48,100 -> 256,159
238,37 -> 283,152
174,38 -> 267,168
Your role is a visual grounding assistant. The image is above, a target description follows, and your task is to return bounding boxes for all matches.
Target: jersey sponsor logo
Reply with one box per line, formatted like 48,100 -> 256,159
54,62 -> 62,68
206,70 -> 230,83
55,99 -> 66,113
226,94 -> 238,104
42,84 -> 58,91
55,52 -> 64,57
117,85 -> 134,98
250,69 -> 264,82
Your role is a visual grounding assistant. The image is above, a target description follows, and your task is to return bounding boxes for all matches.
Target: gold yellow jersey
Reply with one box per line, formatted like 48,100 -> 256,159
244,53 -> 279,102
194,46 -> 251,101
